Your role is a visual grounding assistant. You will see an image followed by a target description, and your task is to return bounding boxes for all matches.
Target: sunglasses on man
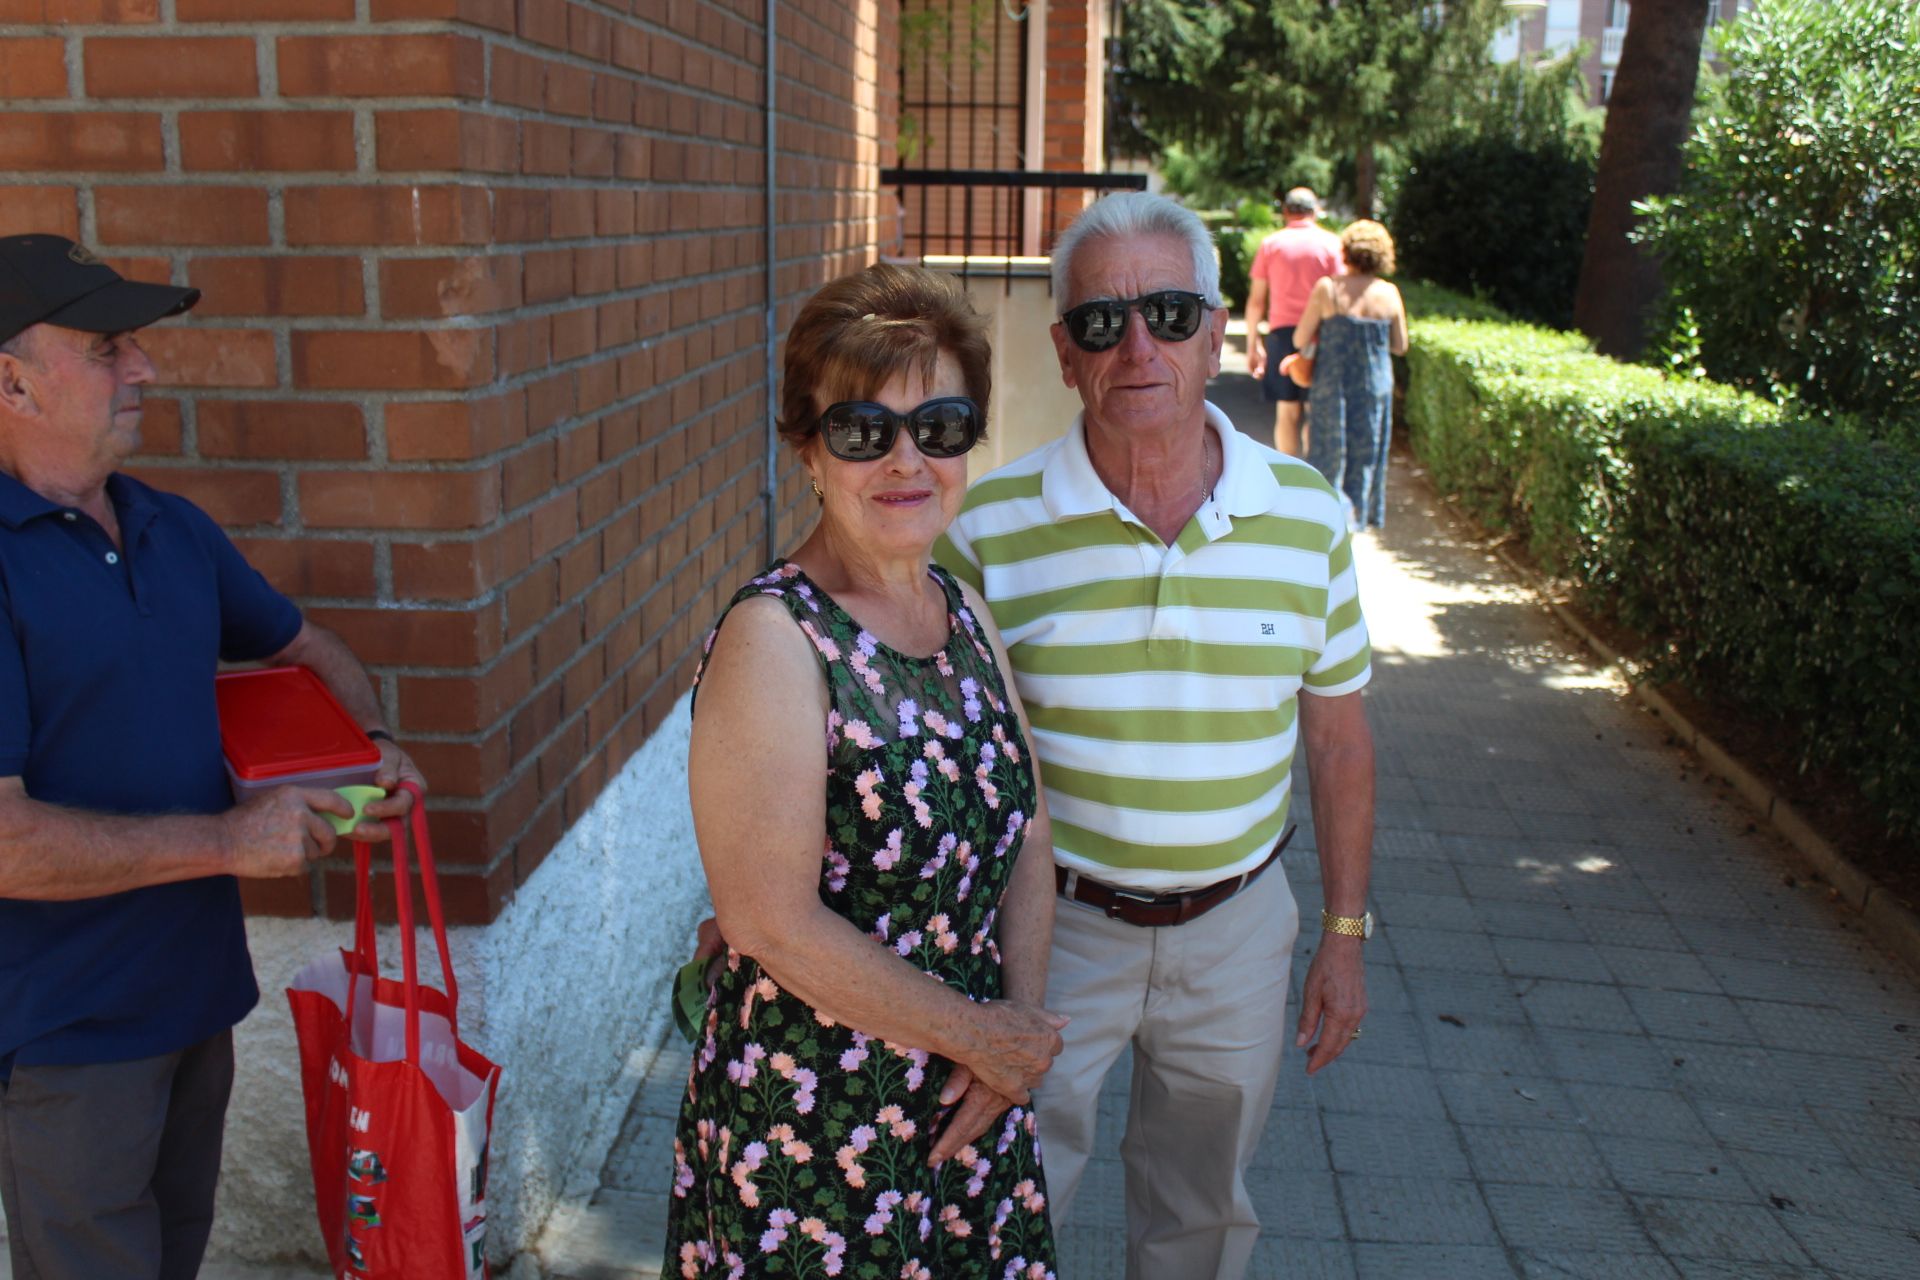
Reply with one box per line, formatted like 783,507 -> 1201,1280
816,396 -> 984,461
1059,289 -> 1212,353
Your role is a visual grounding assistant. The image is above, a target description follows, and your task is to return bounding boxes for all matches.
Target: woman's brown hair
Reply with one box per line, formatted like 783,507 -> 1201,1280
777,264 -> 991,449
1340,220 -> 1397,277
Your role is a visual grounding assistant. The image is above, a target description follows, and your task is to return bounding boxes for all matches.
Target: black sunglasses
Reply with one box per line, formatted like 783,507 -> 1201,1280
817,396 -> 984,461
1060,290 -> 1212,352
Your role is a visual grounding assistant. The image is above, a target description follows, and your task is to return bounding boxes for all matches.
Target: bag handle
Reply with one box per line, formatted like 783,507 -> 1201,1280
344,837 -> 376,1031
342,781 -> 458,1063
402,781 -> 460,1026
388,797 -> 424,1067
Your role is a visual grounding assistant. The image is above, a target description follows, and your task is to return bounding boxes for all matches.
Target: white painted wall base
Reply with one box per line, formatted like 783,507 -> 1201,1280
205,690 -> 707,1268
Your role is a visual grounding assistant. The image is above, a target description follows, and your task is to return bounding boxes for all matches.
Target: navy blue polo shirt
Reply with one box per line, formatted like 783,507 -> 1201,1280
0,469 -> 303,1070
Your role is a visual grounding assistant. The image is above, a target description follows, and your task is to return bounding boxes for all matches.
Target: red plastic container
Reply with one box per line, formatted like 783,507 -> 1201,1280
215,666 -> 381,800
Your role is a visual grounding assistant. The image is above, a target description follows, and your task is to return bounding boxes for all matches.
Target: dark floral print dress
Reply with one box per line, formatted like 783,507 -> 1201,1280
663,560 -> 1057,1280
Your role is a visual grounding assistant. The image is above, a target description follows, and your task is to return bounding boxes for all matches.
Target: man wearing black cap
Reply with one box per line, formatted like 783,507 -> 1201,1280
0,234 -> 425,1279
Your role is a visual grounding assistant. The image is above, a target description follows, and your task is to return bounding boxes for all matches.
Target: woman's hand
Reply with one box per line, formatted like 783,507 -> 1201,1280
930,998 -> 1067,1164
962,998 -> 1068,1105
928,1064 -> 1018,1166
692,915 -> 725,964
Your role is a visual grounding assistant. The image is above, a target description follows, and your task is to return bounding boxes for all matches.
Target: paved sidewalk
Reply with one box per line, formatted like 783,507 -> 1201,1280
541,370 -> 1920,1278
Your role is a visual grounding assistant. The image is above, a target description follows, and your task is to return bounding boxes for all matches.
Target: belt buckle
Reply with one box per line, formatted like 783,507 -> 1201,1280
1104,883 -> 1164,920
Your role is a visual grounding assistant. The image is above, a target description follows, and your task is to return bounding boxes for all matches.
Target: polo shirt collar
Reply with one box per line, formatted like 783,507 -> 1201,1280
0,469 -> 160,532
1041,401 -> 1283,525
106,472 -> 160,530
1040,411 -> 1115,521
1209,401 -> 1286,518
0,468 -> 58,530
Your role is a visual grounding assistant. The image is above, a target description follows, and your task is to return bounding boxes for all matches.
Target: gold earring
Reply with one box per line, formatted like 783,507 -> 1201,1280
810,477 -> 824,498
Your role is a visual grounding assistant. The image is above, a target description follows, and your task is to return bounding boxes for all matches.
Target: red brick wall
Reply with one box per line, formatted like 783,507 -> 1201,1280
0,0 -> 898,922
1042,0 -> 1097,235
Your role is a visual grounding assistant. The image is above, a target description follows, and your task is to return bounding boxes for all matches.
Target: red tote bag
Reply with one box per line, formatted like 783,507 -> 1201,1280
287,782 -> 501,1280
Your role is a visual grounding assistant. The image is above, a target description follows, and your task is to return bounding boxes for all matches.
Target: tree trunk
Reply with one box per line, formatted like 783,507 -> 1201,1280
1571,0 -> 1712,359
1354,141 -> 1376,219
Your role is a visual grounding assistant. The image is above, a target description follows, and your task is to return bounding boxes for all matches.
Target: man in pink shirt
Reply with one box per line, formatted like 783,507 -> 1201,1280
1245,188 -> 1344,455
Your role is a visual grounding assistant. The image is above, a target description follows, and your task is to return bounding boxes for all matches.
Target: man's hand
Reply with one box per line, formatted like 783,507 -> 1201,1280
222,786 -> 343,878
1295,934 -> 1367,1075
351,740 -> 428,841
928,1064 -> 1017,1166
1248,332 -> 1268,379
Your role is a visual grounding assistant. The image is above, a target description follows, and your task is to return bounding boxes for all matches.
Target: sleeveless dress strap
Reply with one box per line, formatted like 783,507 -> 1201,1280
690,562 -> 830,716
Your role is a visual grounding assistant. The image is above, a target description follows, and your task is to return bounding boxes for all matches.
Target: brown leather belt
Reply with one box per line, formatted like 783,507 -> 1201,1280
1055,827 -> 1295,927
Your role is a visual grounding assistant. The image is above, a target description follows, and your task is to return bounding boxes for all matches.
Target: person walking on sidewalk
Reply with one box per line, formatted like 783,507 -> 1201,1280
1292,219 -> 1410,531
0,234 -> 426,1280
937,192 -> 1378,1280
1245,187 -> 1345,457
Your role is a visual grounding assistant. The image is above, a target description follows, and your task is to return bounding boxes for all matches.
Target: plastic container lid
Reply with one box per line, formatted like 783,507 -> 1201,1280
215,666 -> 381,783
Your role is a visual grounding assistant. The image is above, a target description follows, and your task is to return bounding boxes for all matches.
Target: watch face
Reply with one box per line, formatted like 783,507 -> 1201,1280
1363,912 -> 1375,939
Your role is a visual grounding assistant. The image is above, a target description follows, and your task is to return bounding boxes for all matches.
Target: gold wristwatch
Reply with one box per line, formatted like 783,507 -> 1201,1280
1321,908 -> 1374,940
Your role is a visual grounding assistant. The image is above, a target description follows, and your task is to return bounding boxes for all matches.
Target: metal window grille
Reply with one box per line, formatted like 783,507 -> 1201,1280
889,1 -> 1144,285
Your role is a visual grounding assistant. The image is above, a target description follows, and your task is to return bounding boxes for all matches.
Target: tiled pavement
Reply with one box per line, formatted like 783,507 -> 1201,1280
539,368 -> 1920,1278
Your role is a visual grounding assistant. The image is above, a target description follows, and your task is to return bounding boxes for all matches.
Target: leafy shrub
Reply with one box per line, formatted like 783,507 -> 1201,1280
1390,136 -> 1595,329
1402,311 -> 1604,554
1397,279 -> 1517,324
1404,287 -> 1920,838
1618,417 -> 1920,836
1213,198 -> 1276,311
1637,0 -> 1920,423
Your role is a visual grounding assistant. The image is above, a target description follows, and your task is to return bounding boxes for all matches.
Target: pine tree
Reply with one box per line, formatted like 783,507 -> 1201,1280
1114,0 -> 1507,213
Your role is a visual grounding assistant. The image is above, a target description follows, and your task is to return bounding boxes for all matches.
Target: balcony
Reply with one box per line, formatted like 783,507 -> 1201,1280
1602,26 -> 1626,65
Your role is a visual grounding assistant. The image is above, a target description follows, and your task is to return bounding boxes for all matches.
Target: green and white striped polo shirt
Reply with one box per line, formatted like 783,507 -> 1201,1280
934,401 -> 1371,893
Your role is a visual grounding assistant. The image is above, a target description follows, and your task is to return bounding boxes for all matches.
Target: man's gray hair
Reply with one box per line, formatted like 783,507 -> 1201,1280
1282,187 -> 1320,217
1051,192 -> 1222,310
0,329 -> 33,360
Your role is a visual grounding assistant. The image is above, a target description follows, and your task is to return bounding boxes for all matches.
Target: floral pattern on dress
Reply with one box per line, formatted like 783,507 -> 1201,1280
663,560 -> 1056,1280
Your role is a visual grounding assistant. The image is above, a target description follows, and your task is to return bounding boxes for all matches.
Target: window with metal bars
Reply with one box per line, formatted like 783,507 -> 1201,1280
895,0 -> 1032,258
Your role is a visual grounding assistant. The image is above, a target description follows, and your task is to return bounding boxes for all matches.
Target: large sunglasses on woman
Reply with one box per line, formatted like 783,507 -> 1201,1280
816,396 -> 984,462
1059,289 -> 1212,353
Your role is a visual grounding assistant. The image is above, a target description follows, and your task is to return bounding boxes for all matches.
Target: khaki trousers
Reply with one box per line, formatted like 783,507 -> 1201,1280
1036,865 -> 1299,1280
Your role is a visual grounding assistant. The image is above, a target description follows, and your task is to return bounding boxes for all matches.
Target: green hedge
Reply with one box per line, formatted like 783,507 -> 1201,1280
1396,280 -> 1513,324
1215,223 -> 1262,312
1404,285 -> 1920,838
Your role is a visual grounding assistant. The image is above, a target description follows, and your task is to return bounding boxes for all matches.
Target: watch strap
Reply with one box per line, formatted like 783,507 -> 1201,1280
1321,908 -> 1370,939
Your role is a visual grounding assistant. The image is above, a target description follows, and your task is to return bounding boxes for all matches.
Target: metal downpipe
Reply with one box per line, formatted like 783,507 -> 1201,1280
763,0 -> 779,564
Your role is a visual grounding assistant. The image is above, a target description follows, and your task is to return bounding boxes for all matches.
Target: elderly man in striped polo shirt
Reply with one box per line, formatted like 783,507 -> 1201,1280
935,191 -> 1376,1280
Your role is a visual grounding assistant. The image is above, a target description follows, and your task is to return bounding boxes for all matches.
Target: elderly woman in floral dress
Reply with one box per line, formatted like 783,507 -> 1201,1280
661,264 -> 1065,1280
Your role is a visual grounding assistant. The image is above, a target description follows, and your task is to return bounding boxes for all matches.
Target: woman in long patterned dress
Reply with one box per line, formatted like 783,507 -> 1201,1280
662,265 -> 1065,1279
1294,219 -> 1410,531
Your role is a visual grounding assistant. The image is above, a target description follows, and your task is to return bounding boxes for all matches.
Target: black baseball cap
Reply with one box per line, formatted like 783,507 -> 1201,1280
0,234 -> 199,347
